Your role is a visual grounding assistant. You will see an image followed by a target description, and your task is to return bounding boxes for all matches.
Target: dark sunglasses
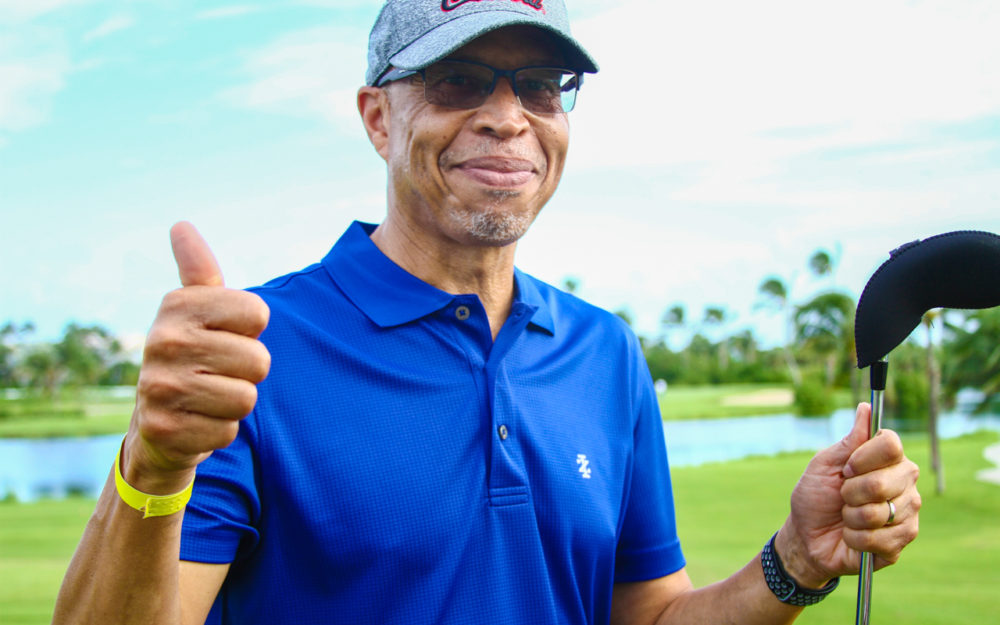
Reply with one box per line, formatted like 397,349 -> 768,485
377,59 -> 582,115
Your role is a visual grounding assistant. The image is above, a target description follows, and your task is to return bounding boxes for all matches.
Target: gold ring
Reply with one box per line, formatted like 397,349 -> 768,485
886,499 -> 897,526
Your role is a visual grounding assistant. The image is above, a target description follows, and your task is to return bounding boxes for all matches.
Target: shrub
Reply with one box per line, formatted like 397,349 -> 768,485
794,377 -> 834,416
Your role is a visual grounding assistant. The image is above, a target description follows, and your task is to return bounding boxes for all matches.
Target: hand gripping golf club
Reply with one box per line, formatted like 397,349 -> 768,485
853,230 -> 1000,624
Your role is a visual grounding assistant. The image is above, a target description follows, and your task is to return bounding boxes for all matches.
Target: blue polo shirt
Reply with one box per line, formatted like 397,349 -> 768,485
180,221 -> 685,624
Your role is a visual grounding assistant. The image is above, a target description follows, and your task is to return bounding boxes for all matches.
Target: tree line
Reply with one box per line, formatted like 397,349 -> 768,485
4,247 -> 998,418
0,321 -> 140,395
565,247 -> 1000,422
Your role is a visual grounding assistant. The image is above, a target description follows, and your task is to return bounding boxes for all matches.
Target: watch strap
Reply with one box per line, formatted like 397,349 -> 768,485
761,533 -> 839,606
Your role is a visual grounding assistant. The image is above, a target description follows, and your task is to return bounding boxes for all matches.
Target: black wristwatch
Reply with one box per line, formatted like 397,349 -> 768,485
761,533 -> 839,607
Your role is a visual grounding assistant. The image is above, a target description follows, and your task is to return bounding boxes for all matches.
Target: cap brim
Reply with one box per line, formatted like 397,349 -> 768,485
388,11 -> 598,76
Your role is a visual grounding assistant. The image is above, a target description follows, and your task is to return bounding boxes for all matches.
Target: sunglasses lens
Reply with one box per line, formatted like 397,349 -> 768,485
420,62 -> 580,114
515,69 -> 578,114
423,62 -> 493,109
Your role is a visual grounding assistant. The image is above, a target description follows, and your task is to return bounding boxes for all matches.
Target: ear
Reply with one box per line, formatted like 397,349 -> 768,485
358,86 -> 390,162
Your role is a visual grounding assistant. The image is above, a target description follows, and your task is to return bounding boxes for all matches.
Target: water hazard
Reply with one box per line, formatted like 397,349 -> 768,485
3,412 -> 1000,502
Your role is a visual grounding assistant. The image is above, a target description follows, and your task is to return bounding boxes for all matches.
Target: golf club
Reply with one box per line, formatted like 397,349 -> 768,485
853,230 -> 1000,624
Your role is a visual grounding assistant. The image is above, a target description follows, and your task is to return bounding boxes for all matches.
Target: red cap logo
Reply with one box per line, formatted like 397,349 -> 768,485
442,0 -> 543,12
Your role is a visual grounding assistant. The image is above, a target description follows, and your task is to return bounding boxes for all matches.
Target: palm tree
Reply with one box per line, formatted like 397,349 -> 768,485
659,304 -> 690,369
793,291 -> 855,387
944,308 -> 1000,411
703,306 -> 730,371
757,276 -> 801,385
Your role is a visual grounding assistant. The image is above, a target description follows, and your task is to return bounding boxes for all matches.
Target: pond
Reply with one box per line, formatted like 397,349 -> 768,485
3,411 -> 1000,502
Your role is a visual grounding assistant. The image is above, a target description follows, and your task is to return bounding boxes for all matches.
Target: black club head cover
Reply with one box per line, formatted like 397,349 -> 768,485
855,230 -> 1000,369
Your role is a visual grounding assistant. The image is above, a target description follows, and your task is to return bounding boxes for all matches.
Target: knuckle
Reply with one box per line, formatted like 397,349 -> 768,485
233,383 -> 259,417
862,505 -> 883,526
881,429 -> 904,454
868,474 -> 891,499
144,324 -> 191,362
248,294 -> 271,332
136,369 -> 182,403
159,287 -> 194,315
248,342 -> 272,382
207,420 -> 241,451
880,550 -> 901,566
138,410 -> 181,446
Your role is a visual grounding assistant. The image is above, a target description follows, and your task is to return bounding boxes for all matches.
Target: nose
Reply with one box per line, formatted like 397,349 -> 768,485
471,77 -> 530,138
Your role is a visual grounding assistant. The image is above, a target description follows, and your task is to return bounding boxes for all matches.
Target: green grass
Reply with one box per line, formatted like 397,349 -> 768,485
658,383 -> 854,420
672,430 -> 1000,624
0,388 -> 133,438
2,432 -> 997,624
0,497 -> 94,625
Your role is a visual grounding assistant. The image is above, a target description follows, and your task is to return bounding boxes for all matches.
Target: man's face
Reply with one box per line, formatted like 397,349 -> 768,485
382,25 -> 570,248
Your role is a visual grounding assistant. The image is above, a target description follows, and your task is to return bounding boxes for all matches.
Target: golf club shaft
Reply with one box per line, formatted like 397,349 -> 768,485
855,371 -> 885,625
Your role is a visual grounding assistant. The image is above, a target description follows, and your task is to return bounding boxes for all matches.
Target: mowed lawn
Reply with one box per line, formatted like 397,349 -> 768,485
672,430 -> 1000,624
1,431 -> 998,624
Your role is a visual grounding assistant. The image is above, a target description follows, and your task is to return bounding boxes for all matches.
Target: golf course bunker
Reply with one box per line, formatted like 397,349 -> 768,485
720,389 -> 794,407
976,442 -> 1000,486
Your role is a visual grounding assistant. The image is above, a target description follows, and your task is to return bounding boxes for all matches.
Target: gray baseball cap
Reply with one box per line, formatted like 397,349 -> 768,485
366,0 -> 599,86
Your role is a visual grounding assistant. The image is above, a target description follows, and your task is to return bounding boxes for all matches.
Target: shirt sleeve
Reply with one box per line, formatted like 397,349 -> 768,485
613,348 -> 686,582
179,415 -> 262,565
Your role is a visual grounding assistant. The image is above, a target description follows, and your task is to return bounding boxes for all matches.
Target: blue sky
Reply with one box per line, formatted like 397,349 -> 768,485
2,0 -> 999,353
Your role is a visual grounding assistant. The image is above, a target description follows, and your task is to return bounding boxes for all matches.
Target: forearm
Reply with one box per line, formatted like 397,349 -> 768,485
654,554 -> 804,625
52,465 -> 191,625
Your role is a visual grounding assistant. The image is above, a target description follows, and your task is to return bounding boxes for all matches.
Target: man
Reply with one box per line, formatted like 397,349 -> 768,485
54,1 -> 920,623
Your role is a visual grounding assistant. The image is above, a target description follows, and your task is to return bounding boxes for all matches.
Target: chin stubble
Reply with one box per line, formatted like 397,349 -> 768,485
449,190 -> 535,246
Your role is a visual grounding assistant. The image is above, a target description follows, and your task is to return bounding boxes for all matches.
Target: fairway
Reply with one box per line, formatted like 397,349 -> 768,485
1,433 -> 997,624
672,431 -> 1000,624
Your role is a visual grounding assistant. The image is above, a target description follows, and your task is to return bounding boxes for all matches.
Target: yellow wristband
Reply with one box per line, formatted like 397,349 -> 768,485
114,441 -> 194,519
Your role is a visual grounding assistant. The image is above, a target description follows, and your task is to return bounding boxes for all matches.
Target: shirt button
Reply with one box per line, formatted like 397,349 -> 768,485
455,305 -> 471,321
498,424 -> 509,440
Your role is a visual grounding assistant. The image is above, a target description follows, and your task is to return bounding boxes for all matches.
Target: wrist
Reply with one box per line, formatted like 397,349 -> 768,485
120,432 -> 198,495
774,523 -> 833,589
115,436 -> 195,518
762,532 -> 839,607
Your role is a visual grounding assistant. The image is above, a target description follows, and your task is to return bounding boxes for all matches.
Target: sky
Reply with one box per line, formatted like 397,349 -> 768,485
1,0 -> 999,354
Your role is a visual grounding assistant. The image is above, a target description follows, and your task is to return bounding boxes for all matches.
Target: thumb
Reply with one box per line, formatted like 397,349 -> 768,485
836,403 -> 874,476
170,221 -> 224,287
811,403 -> 872,472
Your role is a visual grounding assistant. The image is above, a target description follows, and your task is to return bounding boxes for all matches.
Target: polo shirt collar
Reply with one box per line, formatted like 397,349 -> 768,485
323,221 -> 555,335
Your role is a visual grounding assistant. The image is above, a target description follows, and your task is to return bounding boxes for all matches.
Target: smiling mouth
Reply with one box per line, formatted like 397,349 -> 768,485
453,157 -> 537,188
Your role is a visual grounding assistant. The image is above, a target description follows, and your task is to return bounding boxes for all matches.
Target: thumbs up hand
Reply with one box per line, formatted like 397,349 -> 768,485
122,222 -> 271,493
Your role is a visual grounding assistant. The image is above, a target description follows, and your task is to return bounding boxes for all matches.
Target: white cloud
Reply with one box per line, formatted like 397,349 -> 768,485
0,30 -> 70,133
570,0 -> 1000,171
82,14 -> 134,43
219,24 -> 372,132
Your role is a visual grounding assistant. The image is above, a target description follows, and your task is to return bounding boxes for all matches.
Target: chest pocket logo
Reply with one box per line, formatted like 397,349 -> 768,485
576,454 -> 592,479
